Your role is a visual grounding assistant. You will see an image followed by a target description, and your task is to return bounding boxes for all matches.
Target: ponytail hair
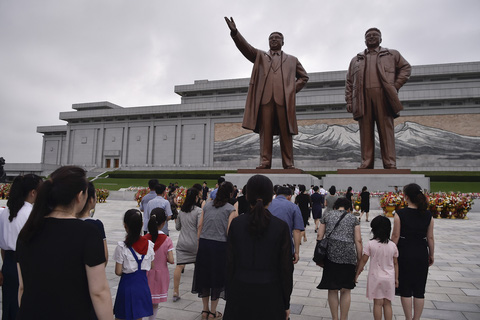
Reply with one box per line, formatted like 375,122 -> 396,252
7,174 -> 42,222
213,181 -> 234,208
124,209 -> 143,247
246,175 -> 273,238
19,166 -> 87,243
77,182 -> 96,218
181,188 -> 199,213
403,183 -> 428,213
147,207 -> 167,243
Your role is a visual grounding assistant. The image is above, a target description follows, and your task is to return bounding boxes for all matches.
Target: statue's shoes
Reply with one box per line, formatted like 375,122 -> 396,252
256,165 -> 271,169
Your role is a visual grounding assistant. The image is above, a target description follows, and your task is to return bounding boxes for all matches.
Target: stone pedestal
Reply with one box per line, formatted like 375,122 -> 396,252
225,169 -> 320,188
322,169 -> 430,192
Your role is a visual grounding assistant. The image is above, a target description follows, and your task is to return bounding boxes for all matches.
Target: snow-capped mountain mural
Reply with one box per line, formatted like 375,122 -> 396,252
213,121 -> 480,168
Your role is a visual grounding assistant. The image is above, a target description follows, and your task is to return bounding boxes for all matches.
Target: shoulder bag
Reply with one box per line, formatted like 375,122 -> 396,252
313,211 -> 348,267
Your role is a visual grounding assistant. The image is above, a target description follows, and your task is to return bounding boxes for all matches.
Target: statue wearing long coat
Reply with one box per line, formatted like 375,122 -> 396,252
231,31 -> 309,135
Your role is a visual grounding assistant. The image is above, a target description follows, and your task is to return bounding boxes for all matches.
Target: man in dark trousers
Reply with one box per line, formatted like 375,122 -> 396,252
345,28 -> 411,169
225,17 -> 309,169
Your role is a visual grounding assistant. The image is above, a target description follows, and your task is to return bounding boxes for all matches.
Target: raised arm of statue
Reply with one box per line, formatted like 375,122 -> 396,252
226,17 -> 257,63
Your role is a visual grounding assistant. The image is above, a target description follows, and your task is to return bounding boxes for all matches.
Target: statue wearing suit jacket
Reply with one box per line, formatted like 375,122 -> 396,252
225,17 -> 309,169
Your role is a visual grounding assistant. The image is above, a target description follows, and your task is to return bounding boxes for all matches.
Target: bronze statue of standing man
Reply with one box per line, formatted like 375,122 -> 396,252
225,17 -> 309,169
345,28 -> 411,169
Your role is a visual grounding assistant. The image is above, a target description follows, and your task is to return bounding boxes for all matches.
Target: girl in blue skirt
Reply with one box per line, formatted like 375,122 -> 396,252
113,209 -> 155,320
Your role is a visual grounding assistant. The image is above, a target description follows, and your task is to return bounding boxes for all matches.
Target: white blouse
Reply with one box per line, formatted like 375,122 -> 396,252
0,202 -> 33,251
113,240 -> 155,274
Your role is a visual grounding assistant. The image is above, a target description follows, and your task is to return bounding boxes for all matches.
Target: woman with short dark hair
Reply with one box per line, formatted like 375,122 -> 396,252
359,186 -> 370,222
317,197 -> 363,320
295,184 -> 312,242
173,187 -> 202,302
324,185 -> 339,217
311,186 -> 324,233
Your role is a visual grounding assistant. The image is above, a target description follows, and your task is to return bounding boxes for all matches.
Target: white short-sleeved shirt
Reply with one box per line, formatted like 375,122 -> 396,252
113,240 -> 155,274
0,202 -> 33,251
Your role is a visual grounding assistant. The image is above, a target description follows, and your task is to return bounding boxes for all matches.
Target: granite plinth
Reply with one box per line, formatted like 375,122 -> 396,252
224,172 -> 320,188
237,168 -> 304,174
322,173 -> 430,192
337,169 -> 411,174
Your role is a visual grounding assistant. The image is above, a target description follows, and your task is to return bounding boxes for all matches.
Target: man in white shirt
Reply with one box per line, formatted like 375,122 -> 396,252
319,185 -> 327,196
145,184 -> 173,235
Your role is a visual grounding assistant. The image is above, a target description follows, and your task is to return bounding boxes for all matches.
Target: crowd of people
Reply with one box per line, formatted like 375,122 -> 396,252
0,166 -> 435,320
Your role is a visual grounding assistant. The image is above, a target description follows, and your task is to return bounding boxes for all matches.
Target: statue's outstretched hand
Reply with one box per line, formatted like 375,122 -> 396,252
224,17 -> 237,32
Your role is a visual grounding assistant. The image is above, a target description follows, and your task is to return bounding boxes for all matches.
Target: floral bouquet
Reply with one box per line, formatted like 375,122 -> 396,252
0,183 -> 11,199
135,188 -> 149,205
96,189 -> 110,203
175,187 -> 187,208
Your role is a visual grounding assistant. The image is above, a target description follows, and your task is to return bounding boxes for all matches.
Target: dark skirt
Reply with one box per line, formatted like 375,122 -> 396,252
2,250 -> 19,320
192,238 -> 227,300
317,258 -> 356,290
114,270 -> 153,320
395,238 -> 429,298
224,279 -> 286,320
312,205 -> 323,220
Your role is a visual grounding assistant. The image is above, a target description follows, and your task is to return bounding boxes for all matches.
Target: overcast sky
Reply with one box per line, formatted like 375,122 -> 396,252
1,0 -> 479,163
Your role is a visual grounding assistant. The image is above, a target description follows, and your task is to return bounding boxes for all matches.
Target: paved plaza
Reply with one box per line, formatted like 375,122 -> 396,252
1,198 -> 480,319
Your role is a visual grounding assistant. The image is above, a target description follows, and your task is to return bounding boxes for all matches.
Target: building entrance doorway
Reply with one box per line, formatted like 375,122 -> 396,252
105,158 -> 120,168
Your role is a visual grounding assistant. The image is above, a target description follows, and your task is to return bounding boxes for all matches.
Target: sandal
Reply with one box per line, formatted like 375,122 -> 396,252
209,311 -> 223,319
173,294 -> 181,302
201,310 -> 210,320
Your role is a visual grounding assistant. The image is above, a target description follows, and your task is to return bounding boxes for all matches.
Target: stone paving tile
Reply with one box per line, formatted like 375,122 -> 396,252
426,286 -> 466,295
432,301 -> 480,312
421,308 -> 468,319
425,292 -> 453,302
436,280 -> 477,289
301,305 -> 335,318
292,288 -> 311,297
447,294 -> 480,304
464,312 -> 480,320
349,300 -> 371,312
155,307 -> 203,320
293,274 -> 317,283
290,314 -> 324,320
290,303 -> 304,315
448,275 -> 480,284
462,289 -> 480,297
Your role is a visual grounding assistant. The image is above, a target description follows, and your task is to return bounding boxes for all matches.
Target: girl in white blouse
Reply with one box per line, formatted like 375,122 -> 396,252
0,174 -> 41,320
113,209 -> 155,320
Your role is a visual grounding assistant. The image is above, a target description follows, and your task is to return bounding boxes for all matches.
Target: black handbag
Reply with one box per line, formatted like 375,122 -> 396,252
313,211 -> 348,266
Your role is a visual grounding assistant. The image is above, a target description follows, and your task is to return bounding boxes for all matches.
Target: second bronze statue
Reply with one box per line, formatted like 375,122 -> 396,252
225,17 -> 309,170
345,28 -> 411,169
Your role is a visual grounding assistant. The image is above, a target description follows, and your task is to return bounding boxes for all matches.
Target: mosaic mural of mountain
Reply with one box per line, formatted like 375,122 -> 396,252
213,122 -> 480,168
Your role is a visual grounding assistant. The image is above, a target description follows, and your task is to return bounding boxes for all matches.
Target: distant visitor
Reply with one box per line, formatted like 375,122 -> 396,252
225,17 -> 309,169
345,28 -> 411,169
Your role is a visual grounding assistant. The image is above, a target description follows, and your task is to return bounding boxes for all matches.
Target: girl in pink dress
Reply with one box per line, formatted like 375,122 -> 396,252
145,208 -> 174,320
355,216 -> 399,320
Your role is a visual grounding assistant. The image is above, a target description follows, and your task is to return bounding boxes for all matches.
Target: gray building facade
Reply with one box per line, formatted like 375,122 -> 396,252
37,61 -> 480,172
